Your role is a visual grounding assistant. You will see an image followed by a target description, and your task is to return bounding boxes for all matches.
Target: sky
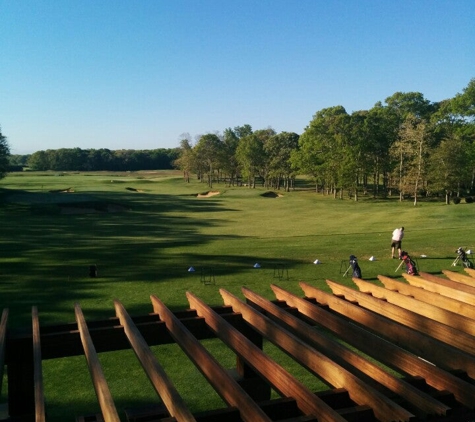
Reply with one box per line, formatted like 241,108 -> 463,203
1,0 -> 474,154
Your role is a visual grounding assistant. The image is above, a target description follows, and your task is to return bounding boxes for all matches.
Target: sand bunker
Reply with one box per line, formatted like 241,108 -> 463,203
261,191 -> 283,198
197,191 -> 220,198
126,187 -> 144,192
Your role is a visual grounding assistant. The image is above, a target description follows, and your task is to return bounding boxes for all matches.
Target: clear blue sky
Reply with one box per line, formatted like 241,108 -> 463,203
1,0 -> 474,154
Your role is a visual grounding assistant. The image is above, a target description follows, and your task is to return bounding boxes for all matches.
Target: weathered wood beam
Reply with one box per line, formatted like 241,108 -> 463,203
403,273 -> 475,305
442,270 -> 475,287
114,300 -> 196,422
299,282 -> 475,379
150,295 -> 271,422
271,284 -> 475,409
239,287 -> 448,418
32,307 -> 45,422
353,277 -> 475,334
326,279 -> 475,356
75,303 -> 120,422
186,291 -> 350,422
0,309 -> 7,395
378,275 -> 475,320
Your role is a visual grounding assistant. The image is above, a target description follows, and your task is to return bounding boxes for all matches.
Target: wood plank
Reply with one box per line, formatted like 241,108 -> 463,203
403,273 -> 475,305
378,275 -> 475,320
464,268 -> 475,278
239,287 -> 449,418
114,300 -> 196,422
299,281 -> 475,379
186,291 -> 351,422
418,272 -> 475,297
353,277 -> 475,335
32,307 -> 46,422
75,303 -> 120,422
326,279 -> 475,356
0,309 -> 8,395
442,269 -> 475,287
150,295 -> 271,422
270,284 -> 475,409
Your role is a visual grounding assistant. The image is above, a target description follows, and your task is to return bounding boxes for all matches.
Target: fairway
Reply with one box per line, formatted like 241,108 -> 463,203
1,171 -> 475,326
1,171 -> 475,421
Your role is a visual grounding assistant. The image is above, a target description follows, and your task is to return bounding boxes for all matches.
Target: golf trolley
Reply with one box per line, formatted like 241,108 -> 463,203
452,247 -> 474,268
342,255 -> 362,278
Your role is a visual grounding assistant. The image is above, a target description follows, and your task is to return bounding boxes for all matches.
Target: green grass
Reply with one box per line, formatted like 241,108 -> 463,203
1,170 -> 475,420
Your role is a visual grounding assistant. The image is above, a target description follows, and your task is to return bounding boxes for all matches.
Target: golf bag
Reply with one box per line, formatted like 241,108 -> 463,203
400,251 -> 418,275
349,255 -> 362,278
456,247 -> 474,269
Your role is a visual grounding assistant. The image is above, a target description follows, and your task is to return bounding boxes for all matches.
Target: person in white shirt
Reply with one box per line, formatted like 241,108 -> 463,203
391,227 -> 404,259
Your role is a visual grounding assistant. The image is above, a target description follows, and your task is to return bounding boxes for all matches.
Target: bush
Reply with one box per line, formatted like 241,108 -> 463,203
465,196 -> 473,204
452,197 -> 461,204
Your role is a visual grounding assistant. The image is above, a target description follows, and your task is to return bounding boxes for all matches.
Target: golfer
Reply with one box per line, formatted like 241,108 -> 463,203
391,227 -> 404,259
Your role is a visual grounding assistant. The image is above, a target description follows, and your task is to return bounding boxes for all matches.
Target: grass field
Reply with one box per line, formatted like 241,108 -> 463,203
1,170 -> 475,420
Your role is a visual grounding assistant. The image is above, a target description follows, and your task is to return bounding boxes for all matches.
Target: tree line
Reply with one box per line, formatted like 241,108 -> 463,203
9,148 -> 180,172
175,79 -> 475,204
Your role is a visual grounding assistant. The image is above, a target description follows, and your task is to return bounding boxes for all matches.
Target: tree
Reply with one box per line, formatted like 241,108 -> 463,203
0,128 -> 10,179
265,132 -> 299,191
236,132 -> 266,188
174,137 -> 195,183
194,134 -> 224,188
390,115 -> 431,205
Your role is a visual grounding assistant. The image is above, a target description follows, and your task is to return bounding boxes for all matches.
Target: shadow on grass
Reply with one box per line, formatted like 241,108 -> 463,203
0,188 -> 304,327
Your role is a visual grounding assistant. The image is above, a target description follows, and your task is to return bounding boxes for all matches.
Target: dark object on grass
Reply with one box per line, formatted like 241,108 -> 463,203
455,247 -> 474,269
349,255 -> 362,278
453,197 -> 461,204
89,265 -> 97,278
465,196 -> 473,204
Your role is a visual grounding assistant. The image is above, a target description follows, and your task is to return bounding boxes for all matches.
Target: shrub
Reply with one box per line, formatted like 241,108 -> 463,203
465,196 -> 473,204
453,197 -> 461,204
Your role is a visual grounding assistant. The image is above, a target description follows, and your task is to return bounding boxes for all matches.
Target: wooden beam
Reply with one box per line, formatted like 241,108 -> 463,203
442,269 -> 475,287
185,291 -> 350,422
0,309 -> 8,395
74,303 -> 120,422
239,287 -> 449,418
32,307 -> 45,422
403,273 -> 475,305
353,277 -> 475,334
378,275 -> 475,320
150,295 -> 271,422
464,268 -> 475,278
270,284 -> 475,409
418,272 -> 475,297
326,279 -> 475,356
114,300 -> 196,422
299,281 -> 475,379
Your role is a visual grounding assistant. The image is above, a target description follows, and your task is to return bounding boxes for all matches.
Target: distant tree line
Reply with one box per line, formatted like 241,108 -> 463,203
176,78 -> 475,204
9,148 -> 180,172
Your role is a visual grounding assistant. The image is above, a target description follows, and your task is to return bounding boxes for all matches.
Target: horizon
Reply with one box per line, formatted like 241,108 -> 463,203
1,0 -> 474,155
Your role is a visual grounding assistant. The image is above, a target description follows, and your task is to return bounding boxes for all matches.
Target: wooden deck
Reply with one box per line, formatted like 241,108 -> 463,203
2,269 -> 475,421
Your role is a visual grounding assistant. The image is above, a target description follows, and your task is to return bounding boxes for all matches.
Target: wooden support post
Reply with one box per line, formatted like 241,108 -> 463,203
150,295 -> 271,422
326,279 -> 475,356
239,287 -> 448,419
114,299 -> 196,422
0,309 -> 8,395
442,269 -> 475,286
352,277 -> 475,335
271,284 -> 475,409
186,291 -> 349,422
378,275 -> 475,320
403,273 -> 475,305
75,303 -> 120,422
299,281 -> 475,379
32,307 -> 46,422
